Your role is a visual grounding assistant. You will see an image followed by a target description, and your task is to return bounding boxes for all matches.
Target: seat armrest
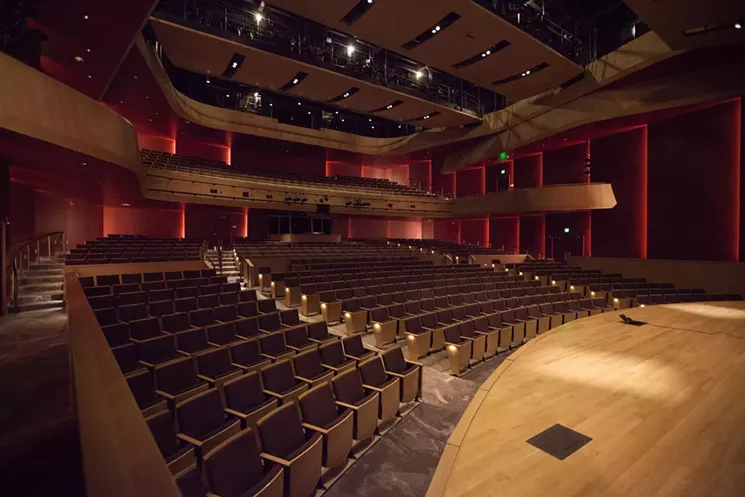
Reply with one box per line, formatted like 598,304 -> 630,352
224,407 -> 247,418
405,359 -> 423,368
261,452 -> 292,467
176,433 -> 204,447
302,422 -> 330,435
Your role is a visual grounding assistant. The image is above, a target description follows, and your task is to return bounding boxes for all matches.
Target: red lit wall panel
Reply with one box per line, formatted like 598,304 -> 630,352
433,219 -> 461,243
388,166 -> 410,186
185,203 -> 246,246
489,216 -> 519,253
519,214 -> 545,257
422,219 -> 435,239
103,205 -> 183,238
66,201 -> 103,250
326,162 -> 362,178
647,100 -> 740,261
231,135 -> 325,177
456,168 -> 484,197
409,161 -> 432,192
543,143 -> 586,186
348,217 -> 388,239
590,126 -> 648,258
361,166 -> 387,179
514,154 -> 543,188
138,134 -> 175,153
460,218 -> 489,246
388,219 -> 422,239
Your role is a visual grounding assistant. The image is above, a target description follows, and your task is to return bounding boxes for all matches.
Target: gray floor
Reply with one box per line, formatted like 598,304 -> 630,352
0,308 -> 83,497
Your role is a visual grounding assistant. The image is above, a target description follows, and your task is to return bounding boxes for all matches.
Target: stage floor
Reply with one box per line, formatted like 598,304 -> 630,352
428,302 -> 745,497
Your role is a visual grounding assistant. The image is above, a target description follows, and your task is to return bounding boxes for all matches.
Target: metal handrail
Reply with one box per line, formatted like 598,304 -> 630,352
4,231 -> 65,313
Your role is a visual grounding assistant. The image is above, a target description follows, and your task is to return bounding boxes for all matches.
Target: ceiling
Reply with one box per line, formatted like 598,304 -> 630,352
626,0 -> 745,50
151,18 -> 479,129
264,0 -> 583,100
28,0 -> 158,100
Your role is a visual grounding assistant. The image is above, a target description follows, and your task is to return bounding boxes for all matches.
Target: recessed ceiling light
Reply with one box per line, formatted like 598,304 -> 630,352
121,203 -> 130,207
292,78 -> 299,84
74,56 -> 84,63
254,12 -> 264,23
145,96 -> 149,99
134,75 -> 138,79
736,23 -> 742,29
232,62 -> 238,68
269,103 -> 273,106
86,48 -> 91,53
346,44 -> 355,56
206,77 -> 211,84
119,101 -> 123,104
87,75 -> 92,78
308,111 -> 311,115
367,0 -> 373,3
226,93 -> 230,97
297,102 -> 301,105
84,15 -> 89,20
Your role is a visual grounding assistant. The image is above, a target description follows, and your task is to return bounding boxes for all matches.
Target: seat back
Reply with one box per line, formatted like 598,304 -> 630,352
358,357 -> 389,388
341,334 -> 366,357
223,372 -> 266,413
203,430 -> 267,497
299,383 -> 340,428
332,368 -> 365,404
284,325 -> 310,348
229,339 -> 262,367
319,340 -> 346,367
162,312 -> 192,333
259,331 -> 287,356
293,349 -> 324,379
136,335 -> 178,365
214,305 -> 238,322
257,402 -> 307,459
146,410 -> 180,458
196,347 -> 234,379
381,347 -> 409,374
155,358 -> 198,394
177,388 -> 227,439
458,320 -> 476,338
261,359 -> 296,394
175,328 -> 210,354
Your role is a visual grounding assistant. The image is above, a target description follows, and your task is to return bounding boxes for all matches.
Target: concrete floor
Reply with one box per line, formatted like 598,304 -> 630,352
0,308 -> 83,497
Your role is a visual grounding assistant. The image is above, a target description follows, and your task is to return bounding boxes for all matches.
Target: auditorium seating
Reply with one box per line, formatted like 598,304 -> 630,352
143,149 -> 437,198
65,235 -> 205,265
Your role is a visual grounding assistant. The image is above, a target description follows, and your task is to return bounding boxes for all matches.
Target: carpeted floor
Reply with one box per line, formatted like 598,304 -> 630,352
0,309 -> 84,497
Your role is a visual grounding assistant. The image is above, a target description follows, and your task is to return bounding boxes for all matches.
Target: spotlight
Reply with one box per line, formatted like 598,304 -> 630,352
254,92 -> 259,98
84,15 -> 89,20
74,56 -> 84,63
736,23 -> 742,29
501,169 -> 506,174
206,77 -> 211,84
232,62 -> 238,68
368,0 -> 373,3
414,70 -> 423,80
436,25 -> 441,31
640,304 -> 646,308
346,44 -> 355,56
254,12 -> 264,23
293,78 -> 299,84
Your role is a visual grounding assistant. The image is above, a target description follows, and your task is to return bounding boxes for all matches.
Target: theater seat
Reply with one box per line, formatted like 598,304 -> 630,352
369,307 -> 398,348
401,316 -> 432,360
293,349 -> 334,387
175,388 -> 241,458
298,383 -> 353,473
381,347 -> 422,403
229,339 -> 271,374
126,369 -> 167,417
203,430 -> 284,497
174,464 -> 207,497
284,326 -> 317,355
332,368 -> 379,443
261,359 -> 308,405
443,326 -> 472,376
154,357 -> 210,407
259,331 -> 294,362
318,341 -> 356,375
358,357 -> 400,423
471,316 -> 500,357
146,410 -> 196,475
222,371 -> 277,433
307,322 -> 338,346
341,335 -> 375,363
456,321 -> 487,362
195,347 -> 243,387
257,402 -> 323,497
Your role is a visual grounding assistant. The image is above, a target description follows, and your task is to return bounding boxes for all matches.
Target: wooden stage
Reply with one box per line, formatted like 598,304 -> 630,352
427,302 -> 745,497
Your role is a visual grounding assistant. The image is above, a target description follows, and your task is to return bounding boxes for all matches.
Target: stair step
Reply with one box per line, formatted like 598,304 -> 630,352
18,300 -> 65,312
30,263 -> 64,270
21,269 -> 64,277
17,292 -> 65,305
20,275 -> 64,285
19,282 -> 64,293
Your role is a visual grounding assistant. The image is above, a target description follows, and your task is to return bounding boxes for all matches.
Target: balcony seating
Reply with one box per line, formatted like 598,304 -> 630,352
126,369 -> 167,417
154,357 -> 210,407
256,402 -> 323,497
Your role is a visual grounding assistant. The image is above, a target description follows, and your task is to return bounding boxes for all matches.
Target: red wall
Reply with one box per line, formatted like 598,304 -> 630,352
348,217 -> 388,239
176,140 -> 230,164
543,142 -> 587,186
326,162 -> 362,178
433,219 -> 460,243
647,100 -> 740,261
489,216 -> 519,252
66,201 -> 104,250
185,203 -> 246,246
519,214 -> 545,257
514,154 -> 543,188
460,218 -> 489,246
591,126 -> 647,258
388,219 -> 422,239
103,204 -> 183,238
456,168 -> 485,197
138,134 -> 175,153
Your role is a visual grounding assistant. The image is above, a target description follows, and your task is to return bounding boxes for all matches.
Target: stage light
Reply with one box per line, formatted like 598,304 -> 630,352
415,70 -> 423,80
736,23 -> 742,29
232,61 -> 238,68
368,0 -> 373,3
255,12 -> 264,23
436,25 -> 441,31
346,44 -> 355,56
564,228 -> 570,233
293,78 -> 299,84
343,92 -> 349,97
74,56 -> 84,63
501,169 -> 506,174
206,77 -> 211,84
88,75 -> 92,79
486,50 -> 491,55
84,15 -> 89,20
254,92 -> 259,98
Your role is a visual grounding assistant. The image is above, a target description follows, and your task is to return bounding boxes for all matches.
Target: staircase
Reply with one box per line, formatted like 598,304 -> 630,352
205,248 -> 240,279
14,258 -> 65,312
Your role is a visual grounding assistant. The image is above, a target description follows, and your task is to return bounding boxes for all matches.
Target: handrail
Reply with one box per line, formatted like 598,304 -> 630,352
4,231 -> 65,314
